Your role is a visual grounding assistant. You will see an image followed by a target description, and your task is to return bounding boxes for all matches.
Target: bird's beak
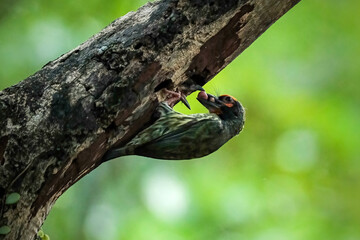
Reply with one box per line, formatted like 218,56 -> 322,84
180,85 -> 205,110
190,85 -> 205,92
197,92 -> 223,114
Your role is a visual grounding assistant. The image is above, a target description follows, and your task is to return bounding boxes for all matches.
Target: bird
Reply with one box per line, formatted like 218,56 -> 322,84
103,90 -> 245,160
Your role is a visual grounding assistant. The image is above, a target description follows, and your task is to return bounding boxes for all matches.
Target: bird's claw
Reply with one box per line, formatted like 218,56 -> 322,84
163,89 -> 191,109
162,85 -> 204,110
180,93 -> 191,110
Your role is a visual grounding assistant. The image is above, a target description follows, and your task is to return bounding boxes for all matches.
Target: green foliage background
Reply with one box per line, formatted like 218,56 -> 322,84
1,0 -> 360,239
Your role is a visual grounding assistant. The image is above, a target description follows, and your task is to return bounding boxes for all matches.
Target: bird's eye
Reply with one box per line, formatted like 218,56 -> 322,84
225,96 -> 232,102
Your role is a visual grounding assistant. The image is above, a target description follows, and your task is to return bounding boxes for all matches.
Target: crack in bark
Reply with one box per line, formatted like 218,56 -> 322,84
0,136 -> 8,166
186,2 -> 254,85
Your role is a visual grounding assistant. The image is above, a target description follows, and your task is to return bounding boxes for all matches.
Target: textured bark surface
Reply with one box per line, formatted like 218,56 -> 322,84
0,0 -> 300,239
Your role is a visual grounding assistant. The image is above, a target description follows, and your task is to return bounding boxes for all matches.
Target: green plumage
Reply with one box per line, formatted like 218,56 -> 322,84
104,96 -> 245,160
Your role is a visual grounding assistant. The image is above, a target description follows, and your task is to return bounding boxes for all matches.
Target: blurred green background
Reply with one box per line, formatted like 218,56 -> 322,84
1,0 -> 360,239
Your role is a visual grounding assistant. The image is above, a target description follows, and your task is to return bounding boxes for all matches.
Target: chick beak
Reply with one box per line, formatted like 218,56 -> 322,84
197,92 -> 223,114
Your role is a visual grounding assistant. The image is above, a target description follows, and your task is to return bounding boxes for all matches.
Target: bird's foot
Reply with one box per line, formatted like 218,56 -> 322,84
163,89 -> 191,109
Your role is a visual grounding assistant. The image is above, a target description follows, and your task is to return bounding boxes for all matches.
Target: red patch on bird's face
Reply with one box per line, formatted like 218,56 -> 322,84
225,103 -> 234,108
221,94 -> 237,102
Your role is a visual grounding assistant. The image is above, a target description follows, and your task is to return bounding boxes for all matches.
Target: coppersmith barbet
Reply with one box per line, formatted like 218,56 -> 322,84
104,91 -> 245,160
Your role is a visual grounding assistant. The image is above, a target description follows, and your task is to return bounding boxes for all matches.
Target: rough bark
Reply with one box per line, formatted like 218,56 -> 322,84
0,0 -> 300,239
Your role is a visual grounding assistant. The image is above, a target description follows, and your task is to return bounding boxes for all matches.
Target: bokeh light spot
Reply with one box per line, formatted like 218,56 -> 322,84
84,203 -> 118,240
141,168 -> 190,222
275,129 -> 318,172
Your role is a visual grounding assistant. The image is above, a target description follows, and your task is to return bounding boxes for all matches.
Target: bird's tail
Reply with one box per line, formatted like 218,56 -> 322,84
102,146 -> 129,162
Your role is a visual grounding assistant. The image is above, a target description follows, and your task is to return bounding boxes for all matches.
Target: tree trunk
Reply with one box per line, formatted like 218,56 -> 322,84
0,0 -> 300,239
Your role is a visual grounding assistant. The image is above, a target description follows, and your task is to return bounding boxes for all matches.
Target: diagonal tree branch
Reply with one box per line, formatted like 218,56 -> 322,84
0,0 -> 301,239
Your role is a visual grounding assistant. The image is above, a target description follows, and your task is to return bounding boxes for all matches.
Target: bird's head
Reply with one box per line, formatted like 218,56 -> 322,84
197,91 -> 245,121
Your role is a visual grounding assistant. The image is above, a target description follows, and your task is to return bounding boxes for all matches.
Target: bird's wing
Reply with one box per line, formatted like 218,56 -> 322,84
147,117 -> 221,144
132,114 -> 224,159
103,114 -> 221,161
127,111 -> 220,147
